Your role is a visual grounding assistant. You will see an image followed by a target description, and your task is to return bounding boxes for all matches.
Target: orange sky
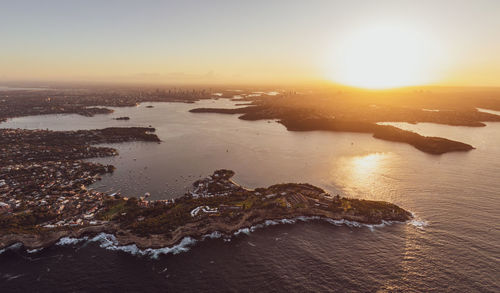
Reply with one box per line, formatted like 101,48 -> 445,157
1,1 -> 499,88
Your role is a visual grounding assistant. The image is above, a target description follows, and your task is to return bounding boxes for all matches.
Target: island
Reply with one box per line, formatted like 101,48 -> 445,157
0,126 -> 411,251
114,116 -> 131,121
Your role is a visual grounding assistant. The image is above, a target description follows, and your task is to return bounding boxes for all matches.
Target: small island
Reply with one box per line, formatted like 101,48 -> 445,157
114,116 -> 130,121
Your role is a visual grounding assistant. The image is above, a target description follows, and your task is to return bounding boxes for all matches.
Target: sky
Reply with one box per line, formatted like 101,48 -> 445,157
1,0 -> 499,87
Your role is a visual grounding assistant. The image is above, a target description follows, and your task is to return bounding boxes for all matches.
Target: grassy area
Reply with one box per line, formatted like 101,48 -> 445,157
99,200 -> 127,221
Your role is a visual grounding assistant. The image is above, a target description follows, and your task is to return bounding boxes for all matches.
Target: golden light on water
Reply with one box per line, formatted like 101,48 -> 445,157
332,152 -> 396,200
327,25 -> 443,89
349,153 -> 386,178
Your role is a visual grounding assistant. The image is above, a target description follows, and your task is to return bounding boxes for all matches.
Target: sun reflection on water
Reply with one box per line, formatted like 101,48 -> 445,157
331,152 -> 398,201
350,153 -> 385,177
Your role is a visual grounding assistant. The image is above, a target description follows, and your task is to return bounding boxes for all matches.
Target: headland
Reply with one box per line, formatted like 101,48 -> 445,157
1,168 -> 411,251
0,125 -> 411,251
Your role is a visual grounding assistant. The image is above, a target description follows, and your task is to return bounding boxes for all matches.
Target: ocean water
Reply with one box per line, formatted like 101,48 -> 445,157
1,99 -> 499,292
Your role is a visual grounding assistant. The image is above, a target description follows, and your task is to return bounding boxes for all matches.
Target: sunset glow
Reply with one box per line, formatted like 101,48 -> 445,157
327,25 -> 442,89
1,1 -> 499,291
1,1 -> 500,87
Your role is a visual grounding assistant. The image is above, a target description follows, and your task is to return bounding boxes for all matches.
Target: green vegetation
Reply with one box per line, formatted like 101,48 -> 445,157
99,200 -> 128,221
0,207 -> 57,234
0,168 -> 412,249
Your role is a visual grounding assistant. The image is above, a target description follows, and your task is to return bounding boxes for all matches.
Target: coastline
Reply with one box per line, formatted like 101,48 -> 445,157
1,170 -> 412,253
0,96 -> 422,257
0,214 -> 415,256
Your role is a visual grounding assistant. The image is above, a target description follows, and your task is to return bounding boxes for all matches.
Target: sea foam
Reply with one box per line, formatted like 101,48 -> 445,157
27,248 -> 43,254
233,216 -> 393,238
0,243 -> 22,255
408,213 -> 428,229
2,215 -> 424,258
56,236 -> 89,246
409,219 -> 428,229
90,233 -> 197,259
202,231 -> 223,240
55,233 -> 197,259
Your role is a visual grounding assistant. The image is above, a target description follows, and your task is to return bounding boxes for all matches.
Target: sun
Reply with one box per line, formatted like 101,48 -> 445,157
327,25 -> 441,89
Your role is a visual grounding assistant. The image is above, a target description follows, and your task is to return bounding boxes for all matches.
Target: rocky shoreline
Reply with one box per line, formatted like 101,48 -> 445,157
0,213 -> 409,252
1,170 -> 412,252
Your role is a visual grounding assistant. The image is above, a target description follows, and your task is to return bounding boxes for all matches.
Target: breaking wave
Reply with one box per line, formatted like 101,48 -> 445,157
48,216 -> 398,259
56,233 -> 197,259
26,248 -> 43,254
56,236 -> 89,246
202,231 -> 224,240
234,228 -> 251,236
233,216 -> 404,236
408,219 -> 428,229
0,243 -> 22,255
2,215 -> 424,258
408,213 -> 429,229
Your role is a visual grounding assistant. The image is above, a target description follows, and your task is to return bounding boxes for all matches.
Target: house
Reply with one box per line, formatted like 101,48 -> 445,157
0,202 -> 11,213
219,204 -> 242,212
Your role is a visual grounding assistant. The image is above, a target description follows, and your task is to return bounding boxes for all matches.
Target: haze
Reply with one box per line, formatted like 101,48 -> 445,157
1,0 -> 500,88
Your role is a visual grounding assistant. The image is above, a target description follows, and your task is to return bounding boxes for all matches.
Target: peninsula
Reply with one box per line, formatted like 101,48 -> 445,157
190,106 -> 475,154
0,169 -> 411,251
0,126 -> 411,251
